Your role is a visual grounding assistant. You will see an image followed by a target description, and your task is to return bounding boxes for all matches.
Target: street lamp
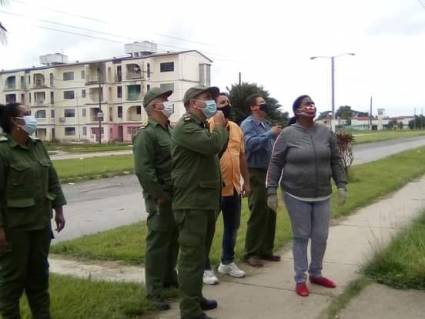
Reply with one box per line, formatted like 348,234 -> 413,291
310,53 -> 355,131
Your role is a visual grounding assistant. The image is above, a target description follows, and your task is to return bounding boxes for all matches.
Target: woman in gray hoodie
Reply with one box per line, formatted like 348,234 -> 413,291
266,95 -> 347,297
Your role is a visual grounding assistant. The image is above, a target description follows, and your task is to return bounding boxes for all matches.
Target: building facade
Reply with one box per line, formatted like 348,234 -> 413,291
0,43 -> 212,143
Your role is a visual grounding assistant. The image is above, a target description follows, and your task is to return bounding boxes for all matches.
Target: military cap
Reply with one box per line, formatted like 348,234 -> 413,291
183,86 -> 220,105
143,87 -> 173,108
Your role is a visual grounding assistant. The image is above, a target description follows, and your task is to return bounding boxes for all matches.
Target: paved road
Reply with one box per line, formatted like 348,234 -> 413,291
53,136 -> 425,243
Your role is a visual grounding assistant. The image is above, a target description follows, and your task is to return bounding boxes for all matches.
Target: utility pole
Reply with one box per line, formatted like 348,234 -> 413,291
369,96 -> 373,130
97,66 -> 103,144
238,72 -> 241,86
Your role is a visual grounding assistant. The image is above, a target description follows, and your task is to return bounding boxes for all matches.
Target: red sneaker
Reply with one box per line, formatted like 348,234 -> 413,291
295,282 -> 309,297
309,276 -> 336,288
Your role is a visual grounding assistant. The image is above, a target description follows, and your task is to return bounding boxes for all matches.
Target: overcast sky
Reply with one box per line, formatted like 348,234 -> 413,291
1,0 -> 424,117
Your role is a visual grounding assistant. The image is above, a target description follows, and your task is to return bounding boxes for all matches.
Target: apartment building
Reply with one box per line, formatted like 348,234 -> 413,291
0,41 -> 212,143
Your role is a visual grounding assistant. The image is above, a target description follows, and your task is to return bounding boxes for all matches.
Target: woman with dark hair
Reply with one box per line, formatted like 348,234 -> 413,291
265,95 -> 347,297
0,103 -> 66,318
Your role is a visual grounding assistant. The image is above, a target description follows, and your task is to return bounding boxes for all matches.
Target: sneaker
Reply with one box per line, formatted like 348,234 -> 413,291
309,276 -> 336,288
203,270 -> 219,285
200,297 -> 218,311
218,262 -> 246,278
295,282 -> 309,297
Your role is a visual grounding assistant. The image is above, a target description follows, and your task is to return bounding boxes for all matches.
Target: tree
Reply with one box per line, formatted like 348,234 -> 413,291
226,82 -> 289,126
0,0 -> 8,44
408,115 -> 425,130
317,111 -> 332,121
336,105 -> 353,126
387,119 -> 398,129
336,131 -> 354,175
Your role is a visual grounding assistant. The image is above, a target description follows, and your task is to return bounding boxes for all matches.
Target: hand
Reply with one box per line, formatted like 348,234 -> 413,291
242,183 -> 251,197
54,207 -> 66,232
267,194 -> 278,211
0,227 -> 9,252
213,110 -> 225,127
337,188 -> 348,205
271,126 -> 282,136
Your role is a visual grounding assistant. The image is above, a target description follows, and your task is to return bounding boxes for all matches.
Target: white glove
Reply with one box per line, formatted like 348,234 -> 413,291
267,194 -> 278,211
337,188 -> 348,205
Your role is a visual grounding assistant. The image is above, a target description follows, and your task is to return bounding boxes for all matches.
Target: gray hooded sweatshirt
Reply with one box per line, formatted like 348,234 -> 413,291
266,123 -> 347,198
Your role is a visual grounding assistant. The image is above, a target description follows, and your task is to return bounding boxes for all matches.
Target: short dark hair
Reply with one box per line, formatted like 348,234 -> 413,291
219,92 -> 229,97
0,103 -> 21,133
292,95 -> 310,113
245,93 -> 262,108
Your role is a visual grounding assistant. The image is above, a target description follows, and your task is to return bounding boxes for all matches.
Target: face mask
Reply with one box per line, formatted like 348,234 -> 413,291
259,103 -> 269,113
160,101 -> 174,118
17,115 -> 38,135
220,104 -> 232,119
201,100 -> 217,119
296,105 -> 316,118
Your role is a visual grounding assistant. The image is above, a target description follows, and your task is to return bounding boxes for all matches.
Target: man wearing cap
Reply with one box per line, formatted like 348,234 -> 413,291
133,87 -> 178,311
172,86 -> 228,319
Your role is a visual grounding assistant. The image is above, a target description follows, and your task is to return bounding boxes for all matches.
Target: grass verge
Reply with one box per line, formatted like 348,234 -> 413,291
46,143 -> 131,153
319,277 -> 372,319
20,274 -> 150,319
52,147 -> 425,265
53,155 -> 134,183
364,210 -> 425,290
351,130 -> 425,144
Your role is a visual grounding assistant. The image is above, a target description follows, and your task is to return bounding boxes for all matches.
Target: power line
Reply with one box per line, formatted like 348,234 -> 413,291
0,9 -> 240,63
11,0 -> 215,47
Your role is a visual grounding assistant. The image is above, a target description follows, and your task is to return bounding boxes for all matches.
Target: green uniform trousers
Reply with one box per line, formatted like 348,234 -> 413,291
174,209 -> 216,319
0,226 -> 51,319
245,168 -> 277,258
145,198 -> 179,299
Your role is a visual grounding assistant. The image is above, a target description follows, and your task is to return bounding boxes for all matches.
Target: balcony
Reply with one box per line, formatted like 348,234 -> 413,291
4,76 -> 16,91
33,74 -> 47,89
127,105 -> 142,121
86,62 -> 106,85
127,85 -> 141,101
126,63 -> 142,80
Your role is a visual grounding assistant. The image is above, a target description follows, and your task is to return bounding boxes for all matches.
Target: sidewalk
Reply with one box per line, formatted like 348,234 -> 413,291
49,175 -> 425,319
50,149 -> 132,160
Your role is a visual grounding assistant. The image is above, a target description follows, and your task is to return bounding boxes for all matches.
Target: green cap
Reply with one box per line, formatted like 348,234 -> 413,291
183,86 -> 220,105
143,87 -> 173,108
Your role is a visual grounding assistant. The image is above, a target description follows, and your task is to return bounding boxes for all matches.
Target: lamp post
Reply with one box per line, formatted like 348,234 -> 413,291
310,53 -> 355,131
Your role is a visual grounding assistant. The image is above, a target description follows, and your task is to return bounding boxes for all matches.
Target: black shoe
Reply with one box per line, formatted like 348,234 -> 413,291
191,313 -> 214,319
200,297 -> 218,311
148,297 -> 170,311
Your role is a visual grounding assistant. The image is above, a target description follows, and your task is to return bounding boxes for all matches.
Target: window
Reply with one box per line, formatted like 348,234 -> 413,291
49,73 -> 54,87
50,92 -> 54,104
65,127 -> 76,136
82,127 -> 87,136
136,106 -> 141,115
160,62 -> 174,72
35,110 -> 46,118
117,66 -> 122,82
146,84 -> 150,91
63,72 -> 74,81
147,63 -> 151,78
64,91 -> 75,99
117,106 -> 123,118
117,86 -> 122,98
64,109 -> 75,118
28,75 -> 30,84
199,63 -> 211,87
29,92 -> 32,103
160,83 -> 174,92
20,76 -> 25,89
81,70 -> 85,79
127,85 -> 141,101
5,94 -> 16,103
82,89 -> 86,98
82,108 -> 86,117
91,127 -> 104,135
127,127 -> 138,137
51,110 -> 55,118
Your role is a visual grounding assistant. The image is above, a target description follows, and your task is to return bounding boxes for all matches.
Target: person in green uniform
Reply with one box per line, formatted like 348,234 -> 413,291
171,86 -> 228,319
133,88 -> 178,311
0,103 -> 66,319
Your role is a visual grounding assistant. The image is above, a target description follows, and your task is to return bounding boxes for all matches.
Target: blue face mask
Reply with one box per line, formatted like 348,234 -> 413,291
201,100 -> 217,119
17,115 -> 38,135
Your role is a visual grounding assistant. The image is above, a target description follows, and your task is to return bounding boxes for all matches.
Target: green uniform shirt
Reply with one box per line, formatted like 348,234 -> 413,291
171,113 -> 228,211
0,134 -> 67,229
133,119 -> 173,208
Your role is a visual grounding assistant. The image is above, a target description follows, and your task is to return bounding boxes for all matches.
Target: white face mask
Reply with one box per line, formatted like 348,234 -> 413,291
16,115 -> 38,135
161,101 -> 174,118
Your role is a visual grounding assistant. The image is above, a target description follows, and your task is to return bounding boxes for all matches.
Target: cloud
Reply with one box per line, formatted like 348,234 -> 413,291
368,8 -> 425,36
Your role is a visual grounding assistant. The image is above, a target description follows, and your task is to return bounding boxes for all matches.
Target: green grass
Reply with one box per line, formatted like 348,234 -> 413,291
319,277 -> 372,319
19,274 -> 150,319
351,130 -> 425,144
46,143 -> 132,153
364,210 -> 425,290
53,155 -> 134,183
52,147 -> 425,265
